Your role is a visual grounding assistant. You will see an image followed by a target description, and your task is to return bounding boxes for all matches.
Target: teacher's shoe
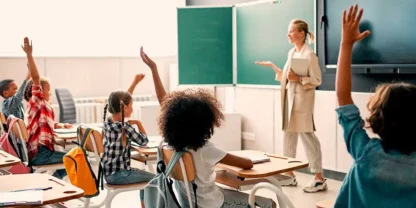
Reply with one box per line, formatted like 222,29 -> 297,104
275,175 -> 298,186
303,178 -> 328,193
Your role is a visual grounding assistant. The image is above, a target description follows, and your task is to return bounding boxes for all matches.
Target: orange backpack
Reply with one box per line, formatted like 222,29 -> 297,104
63,127 -> 102,198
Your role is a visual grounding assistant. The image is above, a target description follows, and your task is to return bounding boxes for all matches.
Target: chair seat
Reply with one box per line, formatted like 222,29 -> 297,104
105,182 -> 148,190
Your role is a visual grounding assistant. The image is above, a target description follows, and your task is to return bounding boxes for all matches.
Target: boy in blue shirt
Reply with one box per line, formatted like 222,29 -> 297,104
0,64 -> 30,120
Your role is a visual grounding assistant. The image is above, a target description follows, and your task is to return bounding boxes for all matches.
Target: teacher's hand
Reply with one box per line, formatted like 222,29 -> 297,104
287,69 -> 301,82
255,61 -> 276,68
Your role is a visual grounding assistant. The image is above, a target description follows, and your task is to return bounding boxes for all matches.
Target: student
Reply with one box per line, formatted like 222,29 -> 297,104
138,48 -> 276,207
335,5 -> 416,208
0,64 -> 30,120
21,37 -> 71,178
101,73 -> 153,208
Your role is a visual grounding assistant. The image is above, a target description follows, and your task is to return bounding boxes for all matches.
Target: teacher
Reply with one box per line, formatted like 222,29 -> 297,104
256,19 -> 326,193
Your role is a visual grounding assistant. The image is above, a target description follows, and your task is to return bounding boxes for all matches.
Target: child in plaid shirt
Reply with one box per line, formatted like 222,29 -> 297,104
21,37 -> 72,178
101,67 -> 153,208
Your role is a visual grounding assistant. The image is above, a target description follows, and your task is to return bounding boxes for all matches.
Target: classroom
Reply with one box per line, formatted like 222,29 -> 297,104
1,0 -> 415,207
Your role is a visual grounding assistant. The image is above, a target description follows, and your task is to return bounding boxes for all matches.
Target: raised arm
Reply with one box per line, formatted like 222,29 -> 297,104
127,74 -> 145,95
336,5 -> 370,106
21,37 -> 40,86
140,47 -> 166,105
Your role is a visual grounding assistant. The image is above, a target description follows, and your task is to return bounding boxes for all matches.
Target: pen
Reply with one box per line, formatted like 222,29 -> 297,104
12,187 -> 52,192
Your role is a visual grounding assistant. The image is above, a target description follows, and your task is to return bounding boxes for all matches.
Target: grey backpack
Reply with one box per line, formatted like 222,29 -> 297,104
144,148 -> 198,208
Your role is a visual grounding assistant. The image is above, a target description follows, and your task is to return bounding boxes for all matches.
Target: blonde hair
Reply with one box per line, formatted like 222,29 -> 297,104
290,19 -> 315,44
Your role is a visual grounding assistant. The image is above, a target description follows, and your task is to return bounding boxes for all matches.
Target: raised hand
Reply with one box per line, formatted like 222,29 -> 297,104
140,47 -> 156,70
342,4 -> 371,45
134,74 -> 145,84
21,37 -> 33,55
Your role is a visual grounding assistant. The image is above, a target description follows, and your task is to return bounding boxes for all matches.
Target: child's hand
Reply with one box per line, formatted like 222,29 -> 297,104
64,123 -> 73,129
341,4 -> 370,45
133,74 -> 145,84
140,47 -> 157,70
21,37 -> 33,55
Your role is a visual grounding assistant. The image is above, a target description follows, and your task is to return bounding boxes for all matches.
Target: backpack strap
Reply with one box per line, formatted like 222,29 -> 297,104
78,127 -> 93,149
6,116 -> 19,134
165,151 -> 184,176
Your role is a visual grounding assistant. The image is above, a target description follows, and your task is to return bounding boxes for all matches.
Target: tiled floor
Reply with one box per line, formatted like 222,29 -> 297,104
62,161 -> 342,208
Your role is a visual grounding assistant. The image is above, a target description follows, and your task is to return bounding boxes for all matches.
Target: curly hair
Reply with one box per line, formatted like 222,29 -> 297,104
24,79 -> 49,102
157,89 -> 224,151
366,82 -> 416,155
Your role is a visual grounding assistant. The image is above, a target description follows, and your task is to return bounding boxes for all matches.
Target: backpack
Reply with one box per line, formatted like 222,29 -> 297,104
144,148 -> 198,208
0,116 -> 31,174
63,127 -> 102,198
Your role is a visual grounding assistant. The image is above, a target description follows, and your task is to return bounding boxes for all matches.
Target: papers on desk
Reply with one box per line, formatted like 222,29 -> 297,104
0,190 -> 43,206
54,127 -> 77,134
249,155 -> 271,164
132,136 -> 162,148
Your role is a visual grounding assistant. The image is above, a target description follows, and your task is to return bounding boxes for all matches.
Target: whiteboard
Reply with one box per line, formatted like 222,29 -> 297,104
0,0 -> 178,57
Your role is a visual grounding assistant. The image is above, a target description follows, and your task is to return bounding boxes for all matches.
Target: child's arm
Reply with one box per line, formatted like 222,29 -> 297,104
140,47 -> 166,105
336,5 -> 370,106
128,120 -> 147,135
220,153 -> 253,170
127,74 -> 145,95
21,37 -> 40,86
126,121 -> 149,146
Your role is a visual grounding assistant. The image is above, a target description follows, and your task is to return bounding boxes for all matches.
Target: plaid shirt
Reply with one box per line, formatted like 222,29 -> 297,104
101,117 -> 148,176
27,84 -> 55,159
2,80 -> 28,120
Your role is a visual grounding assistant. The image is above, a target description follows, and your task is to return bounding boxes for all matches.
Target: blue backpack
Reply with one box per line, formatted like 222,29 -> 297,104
143,148 -> 198,208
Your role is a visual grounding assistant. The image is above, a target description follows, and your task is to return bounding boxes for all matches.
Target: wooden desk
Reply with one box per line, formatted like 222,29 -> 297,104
130,136 -> 162,156
216,150 -> 308,208
0,150 -> 21,169
316,200 -> 335,208
0,174 -> 84,207
216,150 -> 308,178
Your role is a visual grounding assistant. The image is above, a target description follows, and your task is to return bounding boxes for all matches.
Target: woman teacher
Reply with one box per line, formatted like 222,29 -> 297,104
256,19 -> 327,193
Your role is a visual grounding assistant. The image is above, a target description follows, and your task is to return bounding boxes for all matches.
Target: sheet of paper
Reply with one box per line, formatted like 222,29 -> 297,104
0,190 -> 43,206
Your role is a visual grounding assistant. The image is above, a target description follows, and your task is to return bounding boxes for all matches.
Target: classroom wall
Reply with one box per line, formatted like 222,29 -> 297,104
0,56 -> 176,105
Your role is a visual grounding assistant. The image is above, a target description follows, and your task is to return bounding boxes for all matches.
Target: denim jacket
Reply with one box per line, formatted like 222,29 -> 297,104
335,104 -> 416,208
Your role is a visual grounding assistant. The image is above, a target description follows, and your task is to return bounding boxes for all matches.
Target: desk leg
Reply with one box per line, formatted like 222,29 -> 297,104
266,176 -> 295,208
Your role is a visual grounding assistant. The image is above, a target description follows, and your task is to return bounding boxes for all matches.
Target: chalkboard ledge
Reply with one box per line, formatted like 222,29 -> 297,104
236,84 -> 282,89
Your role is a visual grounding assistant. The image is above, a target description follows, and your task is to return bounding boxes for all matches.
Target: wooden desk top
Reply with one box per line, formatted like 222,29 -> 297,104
0,150 -> 21,168
316,199 -> 335,208
0,174 -> 84,207
130,136 -> 162,156
216,150 -> 308,178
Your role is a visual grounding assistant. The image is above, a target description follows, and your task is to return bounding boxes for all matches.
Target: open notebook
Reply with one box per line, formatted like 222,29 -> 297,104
131,136 -> 163,148
0,190 -> 43,206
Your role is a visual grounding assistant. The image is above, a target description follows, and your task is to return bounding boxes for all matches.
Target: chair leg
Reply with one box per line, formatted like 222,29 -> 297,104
84,198 -> 90,208
105,189 -> 117,208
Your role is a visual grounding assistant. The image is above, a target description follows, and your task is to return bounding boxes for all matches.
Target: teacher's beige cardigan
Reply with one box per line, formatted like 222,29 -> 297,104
277,44 -> 322,132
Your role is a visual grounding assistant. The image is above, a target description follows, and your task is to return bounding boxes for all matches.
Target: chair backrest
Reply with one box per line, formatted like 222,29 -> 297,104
55,88 -> 76,124
161,146 -> 195,182
79,126 -> 104,159
0,112 -> 6,133
10,119 -> 29,142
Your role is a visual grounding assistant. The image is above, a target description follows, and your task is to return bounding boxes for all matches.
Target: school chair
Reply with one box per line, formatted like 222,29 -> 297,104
248,183 -> 287,208
161,144 -> 196,208
316,199 -> 335,208
8,116 -> 65,174
78,126 -> 149,208
55,88 -> 77,124
0,112 -> 6,134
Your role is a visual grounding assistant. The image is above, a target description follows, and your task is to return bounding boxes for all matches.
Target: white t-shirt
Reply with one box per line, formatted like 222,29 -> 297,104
178,142 -> 227,208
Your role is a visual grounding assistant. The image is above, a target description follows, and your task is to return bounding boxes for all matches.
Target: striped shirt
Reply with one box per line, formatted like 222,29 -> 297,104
101,117 -> 148,176
26,84 -> 56,159
2,80 -> 28,120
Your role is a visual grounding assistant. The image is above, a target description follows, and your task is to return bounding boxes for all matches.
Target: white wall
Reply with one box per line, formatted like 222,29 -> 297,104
0,56 -> 176,105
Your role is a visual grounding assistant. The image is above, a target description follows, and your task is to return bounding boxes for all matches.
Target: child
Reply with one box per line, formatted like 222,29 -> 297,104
101,73 -> 153,208
139,48 -> 276,207
21,37 -> 71,178
0,64 -> 30,120
335,5 -> 416,208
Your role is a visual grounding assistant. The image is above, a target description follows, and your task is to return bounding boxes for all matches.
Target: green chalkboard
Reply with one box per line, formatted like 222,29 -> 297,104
178,7 -> 233,85
237,0 -> 315,85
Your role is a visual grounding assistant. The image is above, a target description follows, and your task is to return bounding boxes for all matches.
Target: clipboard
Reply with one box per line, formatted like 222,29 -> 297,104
290,58 -> 309,77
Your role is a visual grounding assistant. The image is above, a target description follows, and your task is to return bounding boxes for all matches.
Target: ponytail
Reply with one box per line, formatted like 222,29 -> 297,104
103,103 -> 108,123
120,101 -> 127,147
307,31 -> 315,44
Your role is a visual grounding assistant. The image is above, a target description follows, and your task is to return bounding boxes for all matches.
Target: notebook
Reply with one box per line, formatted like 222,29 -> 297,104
249,155 -> 271,164
290,58 -> 309,77
0,190 -> 43,207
